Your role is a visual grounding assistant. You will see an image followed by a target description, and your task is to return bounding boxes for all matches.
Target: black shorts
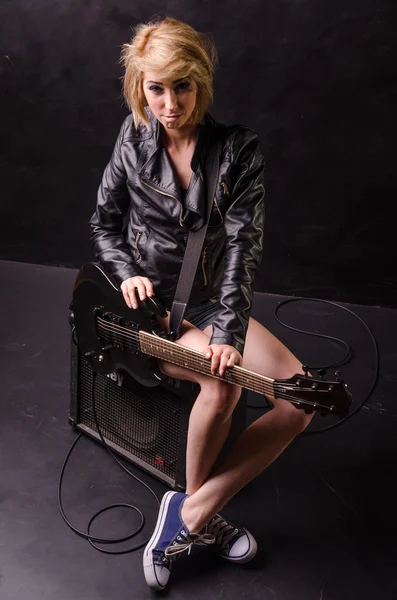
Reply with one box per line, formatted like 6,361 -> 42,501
184,298 -> 220,331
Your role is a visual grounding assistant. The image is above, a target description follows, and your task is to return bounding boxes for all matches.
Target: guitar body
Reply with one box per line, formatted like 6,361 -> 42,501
71,263 -> 165,387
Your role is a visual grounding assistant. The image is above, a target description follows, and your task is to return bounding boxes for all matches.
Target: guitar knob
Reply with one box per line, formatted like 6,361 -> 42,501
302,365 -> 310,375
317,368 -> 326,379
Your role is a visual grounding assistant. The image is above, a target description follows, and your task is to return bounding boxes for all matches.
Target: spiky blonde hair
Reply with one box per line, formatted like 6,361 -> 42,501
120,16 -> 218,130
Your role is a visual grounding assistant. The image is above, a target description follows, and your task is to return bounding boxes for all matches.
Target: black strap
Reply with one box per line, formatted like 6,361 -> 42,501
169,133 -> 222,341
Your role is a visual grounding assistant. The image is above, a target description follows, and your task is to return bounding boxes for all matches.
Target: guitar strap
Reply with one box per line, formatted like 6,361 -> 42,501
169,127 -> 224,342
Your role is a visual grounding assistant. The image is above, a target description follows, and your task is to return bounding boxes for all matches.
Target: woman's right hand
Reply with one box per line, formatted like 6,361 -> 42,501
120,276 -> 155,309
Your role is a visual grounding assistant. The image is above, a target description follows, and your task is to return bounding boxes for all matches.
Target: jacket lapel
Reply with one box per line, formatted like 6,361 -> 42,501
137,108 -> 217,230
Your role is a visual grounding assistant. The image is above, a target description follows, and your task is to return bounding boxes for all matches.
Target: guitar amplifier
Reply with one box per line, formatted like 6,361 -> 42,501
69,331 -> 247,491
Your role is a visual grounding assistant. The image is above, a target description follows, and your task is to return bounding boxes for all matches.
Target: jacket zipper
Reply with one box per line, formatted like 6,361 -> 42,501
135,231 -> 142,264
201,247 -> 208,286
221,182 -> 230,197
212,182 -> 228,224
141,179 -> 184,227
213,196 -> 224,224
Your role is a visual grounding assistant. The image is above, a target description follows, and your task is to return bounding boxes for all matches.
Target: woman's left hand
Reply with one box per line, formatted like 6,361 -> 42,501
204,344 -> 242,377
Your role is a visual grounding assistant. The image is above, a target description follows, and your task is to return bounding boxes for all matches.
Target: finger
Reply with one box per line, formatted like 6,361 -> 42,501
227,352 -> 240,368
121,286 -> 132,309
134,280 -> 147,303
126,284 -> 138,309
211,352 -> 222,375
127,277 -> 138,308
219,352 -> 232,377
204,347 -> 213,360
143,278 -> 155,298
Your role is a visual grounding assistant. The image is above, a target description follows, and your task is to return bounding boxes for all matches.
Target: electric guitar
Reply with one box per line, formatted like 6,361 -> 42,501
70,263 -> 352,418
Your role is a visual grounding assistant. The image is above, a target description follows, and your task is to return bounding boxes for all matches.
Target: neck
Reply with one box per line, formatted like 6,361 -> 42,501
161,123 -> 199,151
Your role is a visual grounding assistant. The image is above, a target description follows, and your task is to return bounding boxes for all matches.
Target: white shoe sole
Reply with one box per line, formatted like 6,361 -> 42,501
143,490 -> 178,590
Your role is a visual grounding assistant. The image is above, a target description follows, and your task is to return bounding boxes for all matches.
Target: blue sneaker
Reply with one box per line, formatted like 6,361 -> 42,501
203,514 -> 257,563
143,491 -> 215,590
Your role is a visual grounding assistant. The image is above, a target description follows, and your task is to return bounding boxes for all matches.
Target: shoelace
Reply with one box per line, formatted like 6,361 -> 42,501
204,515 -> 241,550
164,531 -> 215,561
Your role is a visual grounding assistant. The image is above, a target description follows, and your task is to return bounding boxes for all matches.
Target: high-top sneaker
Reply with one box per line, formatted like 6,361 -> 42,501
143,491 -> 215,590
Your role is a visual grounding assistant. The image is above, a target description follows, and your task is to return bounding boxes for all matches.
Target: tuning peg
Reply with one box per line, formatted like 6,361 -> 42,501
335,370 -> 341,381
317,368 -> 326,379
302,365 -> 310,375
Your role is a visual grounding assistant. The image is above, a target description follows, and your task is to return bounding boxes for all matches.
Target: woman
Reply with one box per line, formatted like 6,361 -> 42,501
89,16 -> 314,590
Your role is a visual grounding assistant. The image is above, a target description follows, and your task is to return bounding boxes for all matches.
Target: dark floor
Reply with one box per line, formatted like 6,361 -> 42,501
1,259 -> 396,600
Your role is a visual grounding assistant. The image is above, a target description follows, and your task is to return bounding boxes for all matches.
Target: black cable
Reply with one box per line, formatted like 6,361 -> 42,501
247,297 -> 379,435
58,329 -> 160,555
60,299 -> 379,549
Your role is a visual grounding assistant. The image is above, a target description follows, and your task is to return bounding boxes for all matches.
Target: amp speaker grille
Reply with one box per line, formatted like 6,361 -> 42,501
69,334 -> 246,490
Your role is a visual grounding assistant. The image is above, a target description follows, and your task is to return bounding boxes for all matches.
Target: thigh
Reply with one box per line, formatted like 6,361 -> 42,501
204,317 -> 304,380
156,313 -> 213,385
242,319 -> 313,423
203,317 -> 309,413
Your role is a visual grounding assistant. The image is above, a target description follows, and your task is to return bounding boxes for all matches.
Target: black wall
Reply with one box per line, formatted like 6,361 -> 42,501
1,1 -> 396,307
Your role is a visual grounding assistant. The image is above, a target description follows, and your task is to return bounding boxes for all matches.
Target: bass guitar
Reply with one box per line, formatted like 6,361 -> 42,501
70,263 -> 352,418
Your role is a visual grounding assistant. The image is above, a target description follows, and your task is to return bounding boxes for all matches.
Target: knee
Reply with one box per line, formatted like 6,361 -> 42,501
200,380 -> 241,422
273,402 -> 314,434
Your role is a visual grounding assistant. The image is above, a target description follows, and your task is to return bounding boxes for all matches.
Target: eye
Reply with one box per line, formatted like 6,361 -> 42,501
176,81 -> 191,91
149,85 -> 163,93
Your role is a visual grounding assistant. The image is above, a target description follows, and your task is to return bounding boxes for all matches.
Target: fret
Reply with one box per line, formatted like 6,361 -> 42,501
75,265 -> 351,419
138,330 -> 275,399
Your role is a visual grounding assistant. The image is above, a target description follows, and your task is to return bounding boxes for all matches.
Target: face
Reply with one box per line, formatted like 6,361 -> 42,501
142,72 -> 197,130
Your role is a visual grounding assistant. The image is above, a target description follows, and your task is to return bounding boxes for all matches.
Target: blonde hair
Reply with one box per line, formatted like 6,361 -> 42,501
120,16 -> 218,130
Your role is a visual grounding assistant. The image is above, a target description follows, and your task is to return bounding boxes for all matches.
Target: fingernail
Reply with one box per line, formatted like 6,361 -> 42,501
205,352 -> 211,358
133,303 -> 138,309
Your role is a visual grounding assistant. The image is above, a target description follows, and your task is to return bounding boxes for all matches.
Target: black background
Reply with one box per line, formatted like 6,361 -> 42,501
1,0 -> 396,307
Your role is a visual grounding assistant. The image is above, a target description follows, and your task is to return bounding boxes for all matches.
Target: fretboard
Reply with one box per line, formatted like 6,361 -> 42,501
139,330 -> 276,400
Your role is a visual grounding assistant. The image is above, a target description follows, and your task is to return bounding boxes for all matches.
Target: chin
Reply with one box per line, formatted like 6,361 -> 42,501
161,115 -> 191,130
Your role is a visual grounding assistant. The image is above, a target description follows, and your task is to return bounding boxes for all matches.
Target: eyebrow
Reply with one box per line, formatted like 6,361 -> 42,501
146,78 -> 186,85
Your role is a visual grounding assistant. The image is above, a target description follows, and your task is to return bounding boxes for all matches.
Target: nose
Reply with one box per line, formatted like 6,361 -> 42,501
164,89 -> 179,112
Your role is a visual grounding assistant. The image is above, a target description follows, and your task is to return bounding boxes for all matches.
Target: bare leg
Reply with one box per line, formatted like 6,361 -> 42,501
184,394 -> 238,495
156,316 -> 242,495
181,318 -> 315,532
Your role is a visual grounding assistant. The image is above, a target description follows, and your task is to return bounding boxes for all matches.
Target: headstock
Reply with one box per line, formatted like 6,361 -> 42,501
274,372 -> 352,418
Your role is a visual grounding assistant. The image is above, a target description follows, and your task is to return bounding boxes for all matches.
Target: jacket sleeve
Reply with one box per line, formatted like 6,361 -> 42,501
209,129 -> 265,355
89,118 -> 141,286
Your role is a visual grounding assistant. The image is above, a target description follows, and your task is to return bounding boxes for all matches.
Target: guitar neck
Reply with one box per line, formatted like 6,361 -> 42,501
139,330 -> 276,400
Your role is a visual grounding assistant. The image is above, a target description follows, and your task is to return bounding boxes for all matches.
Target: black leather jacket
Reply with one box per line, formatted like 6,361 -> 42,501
89,109 -> 265,354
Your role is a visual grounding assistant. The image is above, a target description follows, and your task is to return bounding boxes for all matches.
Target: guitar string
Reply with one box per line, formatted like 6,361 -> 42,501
98,322 -> 270,394
96,319 -> 335,410
96,317 -> 273,386
97,319 -> 281,395
96,320 -> 336,411
96,324 -> 333,412
95,320 -> 336,412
